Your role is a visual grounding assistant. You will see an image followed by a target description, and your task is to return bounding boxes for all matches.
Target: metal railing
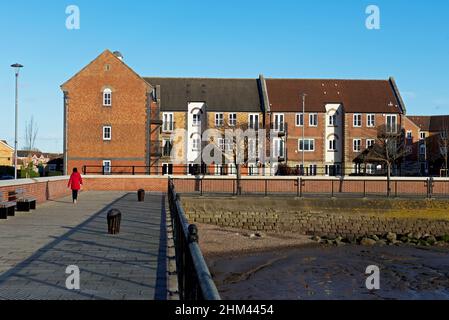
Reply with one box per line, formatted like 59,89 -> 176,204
168,177 -> 221,301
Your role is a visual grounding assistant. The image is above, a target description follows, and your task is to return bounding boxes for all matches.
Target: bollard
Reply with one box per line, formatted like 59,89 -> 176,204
107,209 -> 122,235
137,189 -> 145,202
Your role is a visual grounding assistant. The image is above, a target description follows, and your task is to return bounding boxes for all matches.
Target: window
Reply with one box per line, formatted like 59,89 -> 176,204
192,113 -> 201,126
298,139 -> 315,152
441,131 -> 448,139
103,160 -> 111,174
273,138 -> 285,158
328,139 -> 337,151
217,138 -> 232,152
420,132 -> 426,140
406,131 -> 412,140
248,138 -> 258,160
192,138 -> 201,151
103,88 -> 112,106
353,114 -> 362,127
215,113 -> 224,127
249,114 -> 259,130
103,126 -> 111,141
386,115 -> 397,133
367,114 -> 375,127
273,114 -> 285,132
420,144 -> 426,155
162,139 -> 172,157
309,113 -> 318,127
296,113 -> 304,127
163,113 -> 174,132
367,139 -> 375,148
162,163 -> 173,176
228,163 -> 237,175
309,164 -> 317,176
214,164 -> 226,176
229,113 -> 237,127
329,114 -> 337,126
353,139 -> 362,152
248,163 -> 259,176
366,164 -> 376,175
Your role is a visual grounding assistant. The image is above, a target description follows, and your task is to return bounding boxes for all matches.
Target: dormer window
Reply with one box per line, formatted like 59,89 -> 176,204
103,88 -> 112,106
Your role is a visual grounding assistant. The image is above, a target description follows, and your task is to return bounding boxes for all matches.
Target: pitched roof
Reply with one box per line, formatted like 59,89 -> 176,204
408,115 -> 449,132
17,150 -> 63,159
0,140 -> 13,150
266,78 -> 404,113
144,77 -> 263,112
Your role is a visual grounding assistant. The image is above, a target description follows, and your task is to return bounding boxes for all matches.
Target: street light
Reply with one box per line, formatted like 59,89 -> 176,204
11,63 -> 23,180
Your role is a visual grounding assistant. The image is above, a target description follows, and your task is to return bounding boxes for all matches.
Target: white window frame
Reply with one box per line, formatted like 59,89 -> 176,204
103,88 -> 112,107
215,113 -> 224,127
103,126 -> 112,141
273,138 -> 285,158
229,113 -> 237,127
367,114 -> 375,127
353,114 -> 362,127
328,139 -> 337,151
309,113 -> 318,127
296,113 -> 304,127
386,114 -> 398,133
366,139 -> 375,148
103,160 -> 111,174
329,114 -> 337,126
248,163 -> 259,176
228,163 -> 237,176
406,130 -> 412,140
420,131 -> 426,140
353,139 -> 362,152
192,138 -> 201,151
298,139 -> 315,152
273,113 -> 285,132
249,113 -> 259,130
192,113 -> 201,127
162,113 -> 174,132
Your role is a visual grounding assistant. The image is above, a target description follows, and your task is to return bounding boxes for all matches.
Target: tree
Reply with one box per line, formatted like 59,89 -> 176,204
24,116 -> 39,152
357,125 -> 408,196
439,122 -> 449,177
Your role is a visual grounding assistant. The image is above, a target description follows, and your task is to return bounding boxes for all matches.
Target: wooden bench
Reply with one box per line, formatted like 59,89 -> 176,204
8,189 -> 37,212
0,193 -> 16,219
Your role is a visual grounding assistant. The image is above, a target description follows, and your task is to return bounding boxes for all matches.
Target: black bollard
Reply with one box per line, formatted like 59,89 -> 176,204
137,189 -> 145,202
107,209 -> 122,235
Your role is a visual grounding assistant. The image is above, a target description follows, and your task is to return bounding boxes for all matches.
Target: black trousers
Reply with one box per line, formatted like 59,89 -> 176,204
72,190 -> 79,201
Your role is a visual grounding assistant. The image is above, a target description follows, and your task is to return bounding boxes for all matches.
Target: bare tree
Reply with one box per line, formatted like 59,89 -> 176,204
360,125 -> 408,196
24,116 -> 39,152
439,122 -> 449,177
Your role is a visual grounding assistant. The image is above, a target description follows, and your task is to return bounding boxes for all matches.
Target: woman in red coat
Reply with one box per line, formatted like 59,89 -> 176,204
68,168 -> 83,204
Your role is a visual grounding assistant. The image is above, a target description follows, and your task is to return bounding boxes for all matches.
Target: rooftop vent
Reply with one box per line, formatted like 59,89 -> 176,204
113,51 -> 124,61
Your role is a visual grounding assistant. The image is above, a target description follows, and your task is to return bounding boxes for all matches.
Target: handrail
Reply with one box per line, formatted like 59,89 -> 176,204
168,177 -> 221,300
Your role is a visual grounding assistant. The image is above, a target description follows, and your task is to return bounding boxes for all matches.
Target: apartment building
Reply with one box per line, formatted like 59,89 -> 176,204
265,78 -> 406,175
407,115 -> 449,176
64,49 -> 448,177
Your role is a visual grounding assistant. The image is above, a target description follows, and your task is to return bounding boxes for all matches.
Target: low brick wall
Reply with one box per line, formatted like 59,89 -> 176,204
82,176 -> 167,192
0,177 -> 70,204
182,197 -> 449,238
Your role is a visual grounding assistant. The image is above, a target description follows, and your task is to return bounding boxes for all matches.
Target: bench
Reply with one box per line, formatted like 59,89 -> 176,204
8,189 -> 37,212
0,193 -> 16,219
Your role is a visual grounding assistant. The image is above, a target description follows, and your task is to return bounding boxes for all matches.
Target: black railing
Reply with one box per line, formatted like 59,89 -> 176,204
168,178 -> 221,300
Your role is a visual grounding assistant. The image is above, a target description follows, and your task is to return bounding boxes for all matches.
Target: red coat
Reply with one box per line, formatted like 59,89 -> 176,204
68,172 -> 83,190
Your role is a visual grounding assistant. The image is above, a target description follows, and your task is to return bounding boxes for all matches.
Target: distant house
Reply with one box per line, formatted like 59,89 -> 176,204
17,150 -> 64,175
0,140 -> 14,166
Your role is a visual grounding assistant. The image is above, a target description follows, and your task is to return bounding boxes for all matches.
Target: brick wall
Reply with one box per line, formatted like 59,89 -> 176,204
0,177 -> 70,204
62,50 -> 152,174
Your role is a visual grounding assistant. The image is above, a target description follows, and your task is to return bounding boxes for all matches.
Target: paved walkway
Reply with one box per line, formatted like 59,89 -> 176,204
0,192 -> 167,300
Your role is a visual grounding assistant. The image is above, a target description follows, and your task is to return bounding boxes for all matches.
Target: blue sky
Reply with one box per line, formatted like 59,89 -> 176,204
0,0 -> 448,153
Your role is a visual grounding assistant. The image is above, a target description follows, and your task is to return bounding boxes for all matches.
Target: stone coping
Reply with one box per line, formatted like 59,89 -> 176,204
0,176 -> 69,187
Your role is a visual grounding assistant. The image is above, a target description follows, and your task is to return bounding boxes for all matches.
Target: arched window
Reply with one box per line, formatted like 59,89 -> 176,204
103,88 -> 112,106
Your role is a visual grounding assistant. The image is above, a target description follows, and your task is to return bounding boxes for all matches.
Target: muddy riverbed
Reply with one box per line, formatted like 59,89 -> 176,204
206,245 -> 449,300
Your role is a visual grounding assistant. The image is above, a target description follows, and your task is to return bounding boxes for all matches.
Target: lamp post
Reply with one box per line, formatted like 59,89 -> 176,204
301,93 -> 307,174
11,63 -> 23,180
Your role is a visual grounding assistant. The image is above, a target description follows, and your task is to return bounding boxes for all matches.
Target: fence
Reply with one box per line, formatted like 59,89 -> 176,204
171,177 -> 449,199
167,178 -> 221,301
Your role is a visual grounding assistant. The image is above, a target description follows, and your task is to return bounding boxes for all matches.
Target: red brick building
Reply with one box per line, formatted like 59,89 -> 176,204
62,49 -> 446,177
